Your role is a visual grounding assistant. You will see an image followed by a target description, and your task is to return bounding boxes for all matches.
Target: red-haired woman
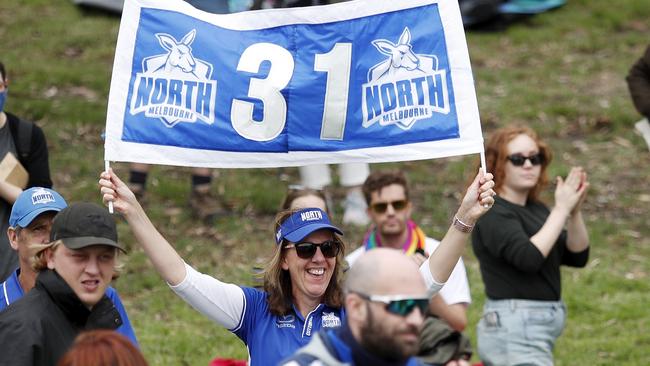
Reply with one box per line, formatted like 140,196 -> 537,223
472,125 -> 590,366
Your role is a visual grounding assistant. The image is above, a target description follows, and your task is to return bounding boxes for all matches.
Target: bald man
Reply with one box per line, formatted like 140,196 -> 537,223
281,248 -> 429,365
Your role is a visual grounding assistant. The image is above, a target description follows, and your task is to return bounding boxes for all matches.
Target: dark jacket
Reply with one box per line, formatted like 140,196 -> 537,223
627,45 -> 650,119
6,111 -> 52,188
0,269 -> 122,366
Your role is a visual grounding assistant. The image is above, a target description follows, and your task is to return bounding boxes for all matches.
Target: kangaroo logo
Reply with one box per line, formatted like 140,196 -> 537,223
129,29 -> 218,128
362,27 -> 450,130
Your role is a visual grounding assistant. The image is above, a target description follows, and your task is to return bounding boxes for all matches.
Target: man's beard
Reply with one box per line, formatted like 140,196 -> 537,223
359,303 -> 420,362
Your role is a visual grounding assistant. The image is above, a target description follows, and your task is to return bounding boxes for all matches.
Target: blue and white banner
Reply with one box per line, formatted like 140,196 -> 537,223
104,0 -> 483,168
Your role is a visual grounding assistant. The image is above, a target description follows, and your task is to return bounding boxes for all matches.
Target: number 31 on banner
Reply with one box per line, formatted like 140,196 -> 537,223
231,42 -> 352,142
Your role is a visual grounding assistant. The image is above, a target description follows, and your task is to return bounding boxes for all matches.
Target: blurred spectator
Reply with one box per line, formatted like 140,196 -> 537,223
627,45 -> 650,119
347,170 -> 473,365
626,44 -> 650,150
0,202 -> 127,366
0,188 -> 138,345
128,164 -> 228,223
0,61 -> 52,281
281,186 -> 329,213
299,163 -> 371,226
57,330 -> 148,366
472,125 -> 589,366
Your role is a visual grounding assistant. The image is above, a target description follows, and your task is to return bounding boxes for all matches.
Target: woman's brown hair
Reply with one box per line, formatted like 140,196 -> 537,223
484,125 -> 552,202
263,209 -> 345,316
57,330 -> 148,366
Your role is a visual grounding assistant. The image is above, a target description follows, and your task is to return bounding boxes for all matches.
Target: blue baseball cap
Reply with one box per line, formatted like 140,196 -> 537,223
9,187 -> 68,228
275,208 -> 343,244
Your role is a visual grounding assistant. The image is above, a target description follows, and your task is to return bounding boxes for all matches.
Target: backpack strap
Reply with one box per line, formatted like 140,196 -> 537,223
16,118 -> 33,161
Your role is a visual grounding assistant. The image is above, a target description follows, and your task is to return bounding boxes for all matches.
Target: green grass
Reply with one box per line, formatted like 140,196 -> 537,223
2,0 -> 650,364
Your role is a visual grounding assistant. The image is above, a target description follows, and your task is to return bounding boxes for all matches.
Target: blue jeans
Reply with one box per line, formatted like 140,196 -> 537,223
477,299 -> 566,366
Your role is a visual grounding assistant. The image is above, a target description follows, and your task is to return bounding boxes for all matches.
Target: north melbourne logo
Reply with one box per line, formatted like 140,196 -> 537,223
31,188 -> 55,205
300,210 -> 323,222
321,312 -> 341,328
129,29 -> 217,128
362,27 -> 450,130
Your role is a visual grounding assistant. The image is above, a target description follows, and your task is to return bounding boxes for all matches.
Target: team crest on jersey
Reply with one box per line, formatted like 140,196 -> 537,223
31,188 -> 55,205
129,29 -> 217,128
321,312 -> 341,328
362,27 -> 450,130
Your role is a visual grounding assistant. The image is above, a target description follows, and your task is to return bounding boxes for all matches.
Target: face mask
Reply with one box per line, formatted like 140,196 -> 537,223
0,90 -> 6,113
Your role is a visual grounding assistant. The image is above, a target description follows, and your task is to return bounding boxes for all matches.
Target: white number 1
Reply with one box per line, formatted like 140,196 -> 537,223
314,43 -> 352,141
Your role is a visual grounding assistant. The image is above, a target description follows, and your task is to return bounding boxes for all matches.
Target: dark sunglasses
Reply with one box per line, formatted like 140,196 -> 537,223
507,153 -> 544,167
354,292 -> 429,316
371,199 -> 408,214
284,240 -> 341,259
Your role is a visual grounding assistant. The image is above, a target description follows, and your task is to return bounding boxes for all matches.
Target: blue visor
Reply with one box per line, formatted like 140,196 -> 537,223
276,208 -> 343,244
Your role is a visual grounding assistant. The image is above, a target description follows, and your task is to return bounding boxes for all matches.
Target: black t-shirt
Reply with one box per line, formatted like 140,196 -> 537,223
471,196 -> 589,301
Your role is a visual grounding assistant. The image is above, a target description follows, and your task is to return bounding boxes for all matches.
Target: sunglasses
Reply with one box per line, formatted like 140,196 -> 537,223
354,292 -> 430,316
284,240 -> 341,259
507,153 -> 544,167
370,199 -> 408,214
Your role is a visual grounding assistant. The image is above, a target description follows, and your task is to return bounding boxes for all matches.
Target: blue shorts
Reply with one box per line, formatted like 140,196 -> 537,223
477,298 -> 566,366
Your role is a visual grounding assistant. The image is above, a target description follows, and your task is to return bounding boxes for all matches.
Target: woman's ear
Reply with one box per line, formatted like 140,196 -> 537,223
281,254 -> 289,270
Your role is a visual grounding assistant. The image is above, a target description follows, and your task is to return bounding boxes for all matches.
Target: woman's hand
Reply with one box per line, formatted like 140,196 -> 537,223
99,168 -> 141,217
554,167 -> 588,215
456,170 -> 496,226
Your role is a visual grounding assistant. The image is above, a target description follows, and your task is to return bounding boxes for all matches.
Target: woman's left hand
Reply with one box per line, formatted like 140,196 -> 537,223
456,170 -> 496,225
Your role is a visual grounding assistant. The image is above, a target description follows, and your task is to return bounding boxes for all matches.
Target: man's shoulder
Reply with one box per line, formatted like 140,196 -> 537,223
0,288 -> 49,326
279,354 -> 331,366
279,331 -> 346,366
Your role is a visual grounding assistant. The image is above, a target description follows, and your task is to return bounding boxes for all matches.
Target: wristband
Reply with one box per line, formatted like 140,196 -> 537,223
453,215 -> 474,233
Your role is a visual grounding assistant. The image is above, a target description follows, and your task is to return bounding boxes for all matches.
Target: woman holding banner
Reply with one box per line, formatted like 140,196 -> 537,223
471,125 -> 590,366
99,168 -> 495,365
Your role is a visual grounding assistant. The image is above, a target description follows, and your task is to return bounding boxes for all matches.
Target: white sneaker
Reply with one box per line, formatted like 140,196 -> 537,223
635,118 -> 650,151
342,189 -> 370,226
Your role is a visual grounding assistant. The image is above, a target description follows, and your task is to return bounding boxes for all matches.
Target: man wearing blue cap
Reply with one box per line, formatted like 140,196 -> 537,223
0,187 -> 138,345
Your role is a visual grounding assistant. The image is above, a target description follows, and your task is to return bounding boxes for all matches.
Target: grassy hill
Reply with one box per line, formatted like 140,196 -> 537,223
1,0 -> 649,364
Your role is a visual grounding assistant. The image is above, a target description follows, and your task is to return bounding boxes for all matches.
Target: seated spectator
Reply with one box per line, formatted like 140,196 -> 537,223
0,187 -> 138,345
57,330 -> 148,366
0,202 -> 128,366
347,170 -> 472,365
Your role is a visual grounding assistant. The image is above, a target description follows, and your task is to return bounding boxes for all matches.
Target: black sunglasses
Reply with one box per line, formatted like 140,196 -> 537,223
284,240 -> 341,259
507,153 -> 544,167
354,292 -> 429,317
371,199 -> 408,214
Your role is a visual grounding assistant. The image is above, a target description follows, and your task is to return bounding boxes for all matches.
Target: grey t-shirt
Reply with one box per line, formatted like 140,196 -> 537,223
0,120 -> 18,281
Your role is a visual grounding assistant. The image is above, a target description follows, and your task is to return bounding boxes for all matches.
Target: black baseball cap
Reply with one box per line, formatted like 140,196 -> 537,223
50,202 -> 125,252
